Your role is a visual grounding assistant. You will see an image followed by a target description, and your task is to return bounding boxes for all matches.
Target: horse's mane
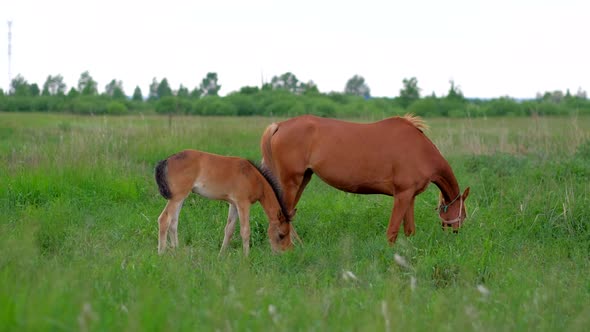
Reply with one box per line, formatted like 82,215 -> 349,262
402,114 -> 429,132
248,160 -> 291,223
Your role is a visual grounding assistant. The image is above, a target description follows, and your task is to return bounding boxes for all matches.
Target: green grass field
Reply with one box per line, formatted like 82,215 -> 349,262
1,112 -> 589,331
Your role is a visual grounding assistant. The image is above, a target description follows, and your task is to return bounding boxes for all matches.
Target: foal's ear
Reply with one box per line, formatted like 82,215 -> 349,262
290,208 -> 297,219
462,187 -> 471,200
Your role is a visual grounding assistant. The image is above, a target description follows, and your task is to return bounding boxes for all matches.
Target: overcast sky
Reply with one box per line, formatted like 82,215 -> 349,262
1,0 -> 588,98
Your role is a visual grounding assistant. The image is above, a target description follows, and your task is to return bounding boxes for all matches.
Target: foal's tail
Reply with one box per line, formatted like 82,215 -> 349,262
260,122 -> 279,173
155,158 -> 172,200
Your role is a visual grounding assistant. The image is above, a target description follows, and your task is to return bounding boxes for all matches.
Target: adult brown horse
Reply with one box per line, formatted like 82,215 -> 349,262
260,114 -> 470,244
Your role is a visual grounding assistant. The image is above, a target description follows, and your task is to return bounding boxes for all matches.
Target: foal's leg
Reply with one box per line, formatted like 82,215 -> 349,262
158,199 -> 184,254
386,191 -> 413,244
220,203 -> 238,255
168,200 -> 184,248
403,197 -> 416,237
236,203 -> 251,256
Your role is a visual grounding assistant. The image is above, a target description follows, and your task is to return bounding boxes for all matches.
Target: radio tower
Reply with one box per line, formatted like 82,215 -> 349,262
7,21 -> 12,93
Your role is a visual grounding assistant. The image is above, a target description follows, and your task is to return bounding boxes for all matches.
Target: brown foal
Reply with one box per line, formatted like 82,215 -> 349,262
155,149 -> 293,255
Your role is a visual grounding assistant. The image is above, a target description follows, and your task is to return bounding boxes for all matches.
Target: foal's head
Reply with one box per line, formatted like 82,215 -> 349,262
251,161 -> 295,252
437,187 -> 470,231
268,210 -> 295,252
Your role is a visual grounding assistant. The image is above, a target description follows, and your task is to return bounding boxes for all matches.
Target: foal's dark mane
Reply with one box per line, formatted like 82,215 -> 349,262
248,160 -> 291,223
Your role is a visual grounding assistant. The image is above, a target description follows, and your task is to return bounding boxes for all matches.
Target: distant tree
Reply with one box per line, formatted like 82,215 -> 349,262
77,71 -> 98,96
190,87 -> 202,99
29,83 -> 40,97
446,80 -> 464,102
301,80 -> 320,95
177,84 -> 189,98
67,87 -> 79,98
148,78 -> 159,100
239,86 -> 259,95
575,87 -> 587,99
42,75 -> 67,96
11,75 -> 30,96
0,88 -> 4,96
542,90 -> 564,103
399,77 -> 421,108
132,86 -> 143,101
344,75 -> 371,98
271,72 -> 299,93
261,82 -> 273,91
105,79 -> 126,99
157,78 -> 173,99
198,72 -> 221,96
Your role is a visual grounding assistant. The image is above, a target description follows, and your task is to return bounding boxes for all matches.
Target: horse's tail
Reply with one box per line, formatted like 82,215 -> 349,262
155,158 -> 172,199
260,122 -> 279,173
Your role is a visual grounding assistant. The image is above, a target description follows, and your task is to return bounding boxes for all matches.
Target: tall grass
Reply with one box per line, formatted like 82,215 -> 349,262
1,113 -> 589,331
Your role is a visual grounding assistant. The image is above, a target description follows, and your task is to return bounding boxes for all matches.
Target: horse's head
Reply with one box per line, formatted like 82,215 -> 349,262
437,187 -> 470,231
268,209 -> 297,252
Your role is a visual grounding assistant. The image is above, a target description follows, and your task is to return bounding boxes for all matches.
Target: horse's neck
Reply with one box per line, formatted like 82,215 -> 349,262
257,177 -> 283,220
431,162 -> 460,201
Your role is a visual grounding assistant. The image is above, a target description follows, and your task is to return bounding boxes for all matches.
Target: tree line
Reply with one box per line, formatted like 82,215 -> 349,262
1,71 -> 589,117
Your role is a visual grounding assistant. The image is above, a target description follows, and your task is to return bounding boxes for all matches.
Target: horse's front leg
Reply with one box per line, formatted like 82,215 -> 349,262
236,202 -> 251,256
403,197 -> 416,237
387,191 -> 413,244
220,203 -> 238,255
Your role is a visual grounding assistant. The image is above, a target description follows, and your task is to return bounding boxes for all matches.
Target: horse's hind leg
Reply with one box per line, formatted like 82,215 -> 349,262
168,200 -> 184,249
387,191 -> 412,244
278,170 -> 312,245
293,169 -> 313,210
158,199 -> 184,254
403,197 -> 416,237
280,169 -> 313,214
220,203 -> 238,255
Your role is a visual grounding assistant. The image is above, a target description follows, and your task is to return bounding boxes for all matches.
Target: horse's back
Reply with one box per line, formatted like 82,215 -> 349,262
165,149 -> 260,202
273,115 -> 431,161
269,115 -> 439,195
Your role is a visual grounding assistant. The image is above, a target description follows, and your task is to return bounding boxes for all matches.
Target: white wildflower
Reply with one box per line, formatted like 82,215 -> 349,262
342,270 -> 358,282
394,253 -> 410,269
476,284 -> 490,297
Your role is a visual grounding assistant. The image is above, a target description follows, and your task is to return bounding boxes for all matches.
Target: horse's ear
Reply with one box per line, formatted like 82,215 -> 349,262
462,187 -> 470,200
290,208 -> 297,219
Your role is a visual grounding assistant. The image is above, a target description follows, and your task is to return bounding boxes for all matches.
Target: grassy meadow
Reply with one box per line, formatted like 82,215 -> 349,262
1,112 -> 589,331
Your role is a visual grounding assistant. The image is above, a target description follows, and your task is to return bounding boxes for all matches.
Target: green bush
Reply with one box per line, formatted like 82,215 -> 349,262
226,93 -> 257,116
155,96 -> 177,114
192,96 -> 237,116
1,88 -> 589,118
106,101 -> 128,114
304,97 -> 337,117
482,97 -> 523,116
575,139 -> 590,160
